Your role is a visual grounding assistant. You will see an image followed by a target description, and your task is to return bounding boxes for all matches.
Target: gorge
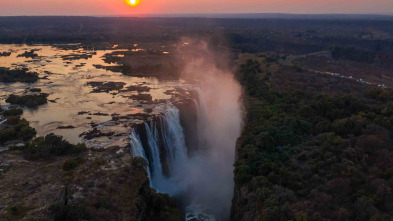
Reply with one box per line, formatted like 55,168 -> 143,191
0,40 -> 243,220
3,16 -> 393,221
128,40 -> 243,220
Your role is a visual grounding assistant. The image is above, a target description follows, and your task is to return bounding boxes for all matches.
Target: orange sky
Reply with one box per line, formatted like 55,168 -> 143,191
0,0 -> 392,16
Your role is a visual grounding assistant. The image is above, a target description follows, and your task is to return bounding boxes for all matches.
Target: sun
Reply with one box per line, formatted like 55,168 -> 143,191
124,0 -> 141,7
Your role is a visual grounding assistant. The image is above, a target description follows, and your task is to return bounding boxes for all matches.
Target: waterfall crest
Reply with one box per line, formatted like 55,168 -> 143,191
129,103 -> 188,191
129,129 -> 152,181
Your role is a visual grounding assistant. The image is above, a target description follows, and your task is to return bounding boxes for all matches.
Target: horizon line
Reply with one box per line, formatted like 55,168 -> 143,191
1,13 -> 393,18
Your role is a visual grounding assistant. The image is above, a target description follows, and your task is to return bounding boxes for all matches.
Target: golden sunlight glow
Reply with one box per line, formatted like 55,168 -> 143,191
124,0 -> 141,7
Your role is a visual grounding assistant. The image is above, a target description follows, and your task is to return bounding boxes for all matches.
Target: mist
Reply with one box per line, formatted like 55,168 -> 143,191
169,39 -> 244,219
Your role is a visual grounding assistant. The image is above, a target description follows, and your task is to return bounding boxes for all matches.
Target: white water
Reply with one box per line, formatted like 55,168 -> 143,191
0,119 -> 7,126
177,40 -> 243,220
128,99 -> 226,221
129,102 -> 215,220
129,129 -> 146,159
160,106 -> 188,172
129,129 -> 152,182
129,103 -> 189,191
186,204 -> 215,221
129,40 -> 243,220
143,121 -> 165,187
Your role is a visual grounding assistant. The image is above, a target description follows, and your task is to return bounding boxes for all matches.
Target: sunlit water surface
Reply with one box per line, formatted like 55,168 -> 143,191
0,44 -> 182,144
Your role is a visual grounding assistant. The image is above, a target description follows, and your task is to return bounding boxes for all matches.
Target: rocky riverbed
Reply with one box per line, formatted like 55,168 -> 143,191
0,43 -> 195,220
0,44 -> 193,148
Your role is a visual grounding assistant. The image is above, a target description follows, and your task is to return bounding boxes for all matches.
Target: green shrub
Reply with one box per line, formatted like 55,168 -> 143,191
0,67 -> 39,83
233,59 -> 393,221
24,133 -> 86,160
6,205 -> 31,218
150,193 -> 182,221
0,128 -> 17,143
6,93 -> 48,108
0,117 -> 36,144
2,108 -> 23,116
63,157 -> 84,171
10,206 -> 19,216
6,115 -> 20,125
365,87 -> 389,101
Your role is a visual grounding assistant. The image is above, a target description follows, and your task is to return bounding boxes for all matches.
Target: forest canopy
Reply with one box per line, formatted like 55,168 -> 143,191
232,59 -> 393,221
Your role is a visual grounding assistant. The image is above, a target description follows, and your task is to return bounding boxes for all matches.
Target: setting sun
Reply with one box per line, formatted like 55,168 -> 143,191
125,0 -> 141,7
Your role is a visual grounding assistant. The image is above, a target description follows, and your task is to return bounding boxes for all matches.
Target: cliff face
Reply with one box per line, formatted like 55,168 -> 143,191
0,147 -> 182,221
230,140 -> 262,221
135,180 -> 183,221
230,177 -> 259,221
174,98 -> 199,155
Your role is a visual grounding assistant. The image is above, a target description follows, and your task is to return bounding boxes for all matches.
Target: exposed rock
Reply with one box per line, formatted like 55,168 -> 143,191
90,112 -> 109,116
121,85 -> 151,92
175,98 -> 200,154
60,52 -> 96,61
17,49 -> 39,59
77,111 -> 90,115
0,52 -> 11,57
56,125 -> 75,129
29,88 -> 41,92
0,149 -> 182,220
80,128 -> 115,140
86,81 -> 126,93
144,108 -> 153,113
129,94 -> 153,101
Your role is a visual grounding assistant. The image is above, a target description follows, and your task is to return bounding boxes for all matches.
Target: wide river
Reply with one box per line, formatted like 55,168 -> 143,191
0,44 -> 185,145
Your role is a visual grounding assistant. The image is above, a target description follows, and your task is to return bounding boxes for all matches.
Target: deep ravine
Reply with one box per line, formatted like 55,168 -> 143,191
129,40 -> 243,221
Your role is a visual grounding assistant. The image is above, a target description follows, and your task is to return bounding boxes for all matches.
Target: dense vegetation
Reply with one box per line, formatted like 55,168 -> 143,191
2,16 -> 393,220
0,108 -> 36,144
6,93 -> 48,108
63,157 -> 85,171
1,16 -> 393,56
332,46 -> 393,67
50,157 -> 181,221
0,67 -> 39,83
23,133 -> 86,160
0,107 -> 84,157
231,59 -> 393,221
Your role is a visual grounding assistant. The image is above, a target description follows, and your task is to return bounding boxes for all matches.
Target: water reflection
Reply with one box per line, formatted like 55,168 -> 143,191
0,44 -> 183,144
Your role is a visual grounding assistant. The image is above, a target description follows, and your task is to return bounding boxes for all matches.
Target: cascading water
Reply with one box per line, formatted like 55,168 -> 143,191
143,121 -> 165,187
129,103 -> 189,191
129,96 -> 234,221
129,130 -> 146,159
0,119 -> 7,126
159,106 -> 188,173
129,40 -> 243,221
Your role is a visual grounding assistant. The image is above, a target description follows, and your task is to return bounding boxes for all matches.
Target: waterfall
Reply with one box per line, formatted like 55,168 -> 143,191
129,129 -> 146,159
129,39 -> 244,220
143,121 -> 165,187
0,119 -> 7,126
129,129 -> 152,182
129,80 -> 241,220
160,105 -> 188,172
129,103 -> 188,191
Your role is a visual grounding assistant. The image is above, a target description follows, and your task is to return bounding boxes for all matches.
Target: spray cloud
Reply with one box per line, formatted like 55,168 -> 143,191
173,38 -> 244,219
